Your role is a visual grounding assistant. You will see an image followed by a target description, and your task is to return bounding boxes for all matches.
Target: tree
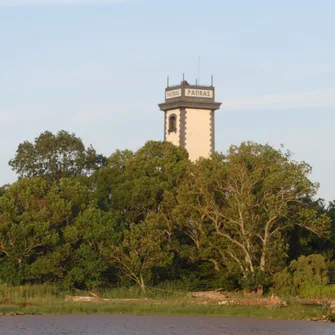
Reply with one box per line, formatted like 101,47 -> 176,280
31,207 -> 121,288
0,184 -> 10,197
176,142 -> 331,289
287,198 -> 332,260
9,130 -> 106,181
123,141 -> 189,223
90,149 -> 134,212
92,141 -> 189,224
327,201 -> 335,243
89,141 -> 190,287
0,178 -> 71,283
110,218 -> 173,292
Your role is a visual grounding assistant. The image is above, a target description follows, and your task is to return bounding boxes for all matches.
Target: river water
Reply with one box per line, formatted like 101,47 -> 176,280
0,315 -> 334,335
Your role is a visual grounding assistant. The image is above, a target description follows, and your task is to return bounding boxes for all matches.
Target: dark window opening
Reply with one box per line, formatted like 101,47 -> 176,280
168,115 -> 177,132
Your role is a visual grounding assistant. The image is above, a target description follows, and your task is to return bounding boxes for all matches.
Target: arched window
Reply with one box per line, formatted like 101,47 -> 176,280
168,114 -> 177,132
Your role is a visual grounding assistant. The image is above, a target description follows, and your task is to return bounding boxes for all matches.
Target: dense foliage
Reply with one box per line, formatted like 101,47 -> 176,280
0,130 -> 334,293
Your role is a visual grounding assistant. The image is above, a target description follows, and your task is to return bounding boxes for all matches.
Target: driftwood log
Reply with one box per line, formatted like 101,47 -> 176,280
189,291 -> 288,307
65,292 -> 110,303
64,292 -> 149,303
189,291 -> 227,300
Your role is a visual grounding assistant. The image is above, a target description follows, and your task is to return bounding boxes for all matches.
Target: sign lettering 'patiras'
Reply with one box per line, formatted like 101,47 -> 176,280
185,89 -> 213,98
166,89 -> 182,100
166,88 -> 214,100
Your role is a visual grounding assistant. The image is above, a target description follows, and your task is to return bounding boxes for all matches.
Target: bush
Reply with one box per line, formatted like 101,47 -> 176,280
273,254 -> 329,297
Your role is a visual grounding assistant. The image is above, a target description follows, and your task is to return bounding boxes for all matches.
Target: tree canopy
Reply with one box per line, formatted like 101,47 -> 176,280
1,132 -> 333,293
9,130 -> 106,181
175,142 -> 331,288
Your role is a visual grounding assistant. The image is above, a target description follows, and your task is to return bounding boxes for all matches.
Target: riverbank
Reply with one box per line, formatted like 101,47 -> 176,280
0,299 -> 326,321
0,284 -> 331,321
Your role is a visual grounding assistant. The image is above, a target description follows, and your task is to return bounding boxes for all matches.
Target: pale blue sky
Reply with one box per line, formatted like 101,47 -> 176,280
0,0 -> 334,201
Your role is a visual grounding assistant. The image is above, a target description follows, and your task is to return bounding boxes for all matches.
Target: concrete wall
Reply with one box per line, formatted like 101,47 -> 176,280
185,108 -> 212,161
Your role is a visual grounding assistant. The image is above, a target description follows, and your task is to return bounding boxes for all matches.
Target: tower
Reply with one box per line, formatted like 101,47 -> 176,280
158,79 -> 222,161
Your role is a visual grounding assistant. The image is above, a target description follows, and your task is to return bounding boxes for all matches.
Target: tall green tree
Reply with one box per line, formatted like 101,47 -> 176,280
0,178 -> 71,283
31,207 -> 121,288
287,198 -> 332,260
92,141 -> 190,225
177,142 -> 331,288
9,130 -> 106,181
110,217 -> 173,292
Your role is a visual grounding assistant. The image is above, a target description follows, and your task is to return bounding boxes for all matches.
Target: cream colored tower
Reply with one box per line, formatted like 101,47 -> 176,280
159,80 -> 221,161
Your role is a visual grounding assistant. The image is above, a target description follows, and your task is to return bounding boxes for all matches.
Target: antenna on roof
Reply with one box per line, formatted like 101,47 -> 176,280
211,75 -> 214,87
183,73 -> 185,82
167,76 -> 169,88
197,56 -> 201,85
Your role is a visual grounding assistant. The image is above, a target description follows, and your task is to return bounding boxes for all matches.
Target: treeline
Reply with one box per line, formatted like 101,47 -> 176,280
0,130 -> 334,294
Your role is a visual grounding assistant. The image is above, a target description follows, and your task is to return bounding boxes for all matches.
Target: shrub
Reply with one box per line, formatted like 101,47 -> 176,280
273,254 -> 328,297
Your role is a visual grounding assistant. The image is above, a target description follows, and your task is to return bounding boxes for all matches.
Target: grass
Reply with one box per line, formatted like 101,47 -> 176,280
299,285 -> 335,299
0,284 -> 326,320
0,301 -> 325,320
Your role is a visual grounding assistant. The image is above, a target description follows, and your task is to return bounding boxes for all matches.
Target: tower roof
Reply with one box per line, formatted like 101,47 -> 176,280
159,80 -> 222,112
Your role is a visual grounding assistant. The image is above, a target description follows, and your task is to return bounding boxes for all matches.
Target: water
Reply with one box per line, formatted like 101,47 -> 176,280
0,315 -> 334,335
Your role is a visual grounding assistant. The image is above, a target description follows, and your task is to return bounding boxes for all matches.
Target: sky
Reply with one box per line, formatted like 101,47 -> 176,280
0,0 -> 334,201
